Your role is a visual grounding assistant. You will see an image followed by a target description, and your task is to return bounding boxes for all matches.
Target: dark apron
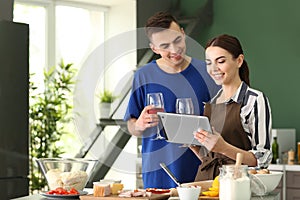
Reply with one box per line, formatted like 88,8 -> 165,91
194,101 -> 252,181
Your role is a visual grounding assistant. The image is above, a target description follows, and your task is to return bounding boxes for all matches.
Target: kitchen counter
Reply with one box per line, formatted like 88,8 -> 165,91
168,191 -> 280,199
11,189 -> 93,200
12,191 -> 280,200
269,163 -> 300,171
268,164 -> 300,200
11,194 -> 80,200
11,165 -> 297,200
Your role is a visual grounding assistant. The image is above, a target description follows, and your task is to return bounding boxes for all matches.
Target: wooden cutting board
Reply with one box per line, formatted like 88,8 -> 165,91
80,194 -> 170,200
80,194 -> 218,200
80,179 -> 219,200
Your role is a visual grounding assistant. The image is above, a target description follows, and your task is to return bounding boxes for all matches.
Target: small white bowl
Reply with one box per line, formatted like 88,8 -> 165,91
252,171 -> 283,194
177,186 -> 201,200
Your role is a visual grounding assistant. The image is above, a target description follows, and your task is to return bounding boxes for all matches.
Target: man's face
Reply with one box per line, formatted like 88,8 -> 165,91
150,22 -> 186,67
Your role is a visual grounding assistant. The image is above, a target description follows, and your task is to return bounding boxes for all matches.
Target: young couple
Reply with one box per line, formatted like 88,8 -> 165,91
124,11 -> 272,189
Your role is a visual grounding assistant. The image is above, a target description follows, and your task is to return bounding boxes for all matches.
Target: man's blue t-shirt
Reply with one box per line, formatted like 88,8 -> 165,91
124,58 -> 218,189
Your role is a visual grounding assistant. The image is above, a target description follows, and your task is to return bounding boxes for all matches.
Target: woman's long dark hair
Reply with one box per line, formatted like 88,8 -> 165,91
205,34 -> 250,86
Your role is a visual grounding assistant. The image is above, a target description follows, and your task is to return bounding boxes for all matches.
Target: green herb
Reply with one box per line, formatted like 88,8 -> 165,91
99,90 -> 117,103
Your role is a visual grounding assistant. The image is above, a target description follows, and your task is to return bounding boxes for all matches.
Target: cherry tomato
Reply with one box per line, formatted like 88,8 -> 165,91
69,188 -> 79,194
55,187 -> 68,194
46,187 -> 78,195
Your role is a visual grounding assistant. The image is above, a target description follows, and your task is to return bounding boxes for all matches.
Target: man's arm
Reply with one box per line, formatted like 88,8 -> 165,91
126,105 -> 159,137
127,118 -> 144,137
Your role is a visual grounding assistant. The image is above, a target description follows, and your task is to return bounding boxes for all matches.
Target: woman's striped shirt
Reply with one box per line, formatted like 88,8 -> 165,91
210,81 -> 272,168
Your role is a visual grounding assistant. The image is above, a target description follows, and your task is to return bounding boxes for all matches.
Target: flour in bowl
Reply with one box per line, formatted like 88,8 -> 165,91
46,169 -> 88,190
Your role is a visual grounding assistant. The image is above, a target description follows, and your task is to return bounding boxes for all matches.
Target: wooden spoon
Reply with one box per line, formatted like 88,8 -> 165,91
233,152 -> 243,179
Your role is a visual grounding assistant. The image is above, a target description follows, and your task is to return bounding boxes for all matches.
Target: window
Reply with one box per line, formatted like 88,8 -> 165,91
14,0 -> 106,84
13,0 -> 107,157
13,3 -> 46,86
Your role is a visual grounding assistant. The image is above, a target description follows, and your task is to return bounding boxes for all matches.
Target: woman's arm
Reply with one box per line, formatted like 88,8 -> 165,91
193,129 -> 257,166
217,139 -> 257,166
246,93 -> 273,168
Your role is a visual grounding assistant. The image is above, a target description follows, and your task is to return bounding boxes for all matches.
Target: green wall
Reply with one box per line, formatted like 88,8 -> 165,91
181,0 -> 300,142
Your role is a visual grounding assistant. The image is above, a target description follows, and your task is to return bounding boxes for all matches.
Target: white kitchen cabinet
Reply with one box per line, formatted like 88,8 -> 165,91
269,164 -> 300,200
286,171 -> 300,199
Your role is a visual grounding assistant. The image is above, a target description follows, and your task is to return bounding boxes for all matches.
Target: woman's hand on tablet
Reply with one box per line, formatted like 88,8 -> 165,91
193,127 -> 225,152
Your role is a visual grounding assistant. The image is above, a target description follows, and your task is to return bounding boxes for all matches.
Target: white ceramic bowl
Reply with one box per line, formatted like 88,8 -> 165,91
36,158 -> 98,190
181,180 -> 212,192
177,186 -> 201,200
252,171 -> 283,194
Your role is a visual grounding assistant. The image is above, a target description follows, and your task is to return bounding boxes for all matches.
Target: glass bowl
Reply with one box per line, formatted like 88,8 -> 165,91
36,158 -> 98,191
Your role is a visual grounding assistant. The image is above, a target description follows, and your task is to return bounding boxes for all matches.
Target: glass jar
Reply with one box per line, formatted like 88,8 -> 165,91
219,165 -> 251,200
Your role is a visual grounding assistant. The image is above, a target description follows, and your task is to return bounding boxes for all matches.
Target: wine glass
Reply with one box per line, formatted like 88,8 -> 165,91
147,92 -> 165,140
176,98 -> 194,115
176,98 -> 194,147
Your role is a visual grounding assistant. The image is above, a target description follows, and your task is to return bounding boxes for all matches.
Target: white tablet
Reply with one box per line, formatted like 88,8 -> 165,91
157,112 -> 212,145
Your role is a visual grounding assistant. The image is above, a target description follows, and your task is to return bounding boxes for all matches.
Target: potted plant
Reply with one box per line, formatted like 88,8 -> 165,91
29,60 -> 76,193
98,90 -> 117,118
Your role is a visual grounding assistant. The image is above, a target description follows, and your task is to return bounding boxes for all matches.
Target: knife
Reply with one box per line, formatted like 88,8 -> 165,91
160,162 -> 181,187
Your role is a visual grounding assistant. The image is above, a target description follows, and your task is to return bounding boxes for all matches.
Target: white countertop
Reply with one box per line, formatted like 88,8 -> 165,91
168,191 -> 280,200
265,164 -> 300,200
269,164 -> 300,171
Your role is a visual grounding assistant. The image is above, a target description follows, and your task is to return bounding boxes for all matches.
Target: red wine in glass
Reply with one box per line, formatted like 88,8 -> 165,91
148,107 -> 164,114
147,92 -> 165,140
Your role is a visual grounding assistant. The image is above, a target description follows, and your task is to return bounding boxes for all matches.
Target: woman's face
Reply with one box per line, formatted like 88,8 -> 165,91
205,46 -> 243,86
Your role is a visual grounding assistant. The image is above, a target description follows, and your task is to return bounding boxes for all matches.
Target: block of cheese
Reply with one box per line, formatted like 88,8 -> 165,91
111,183 -> 124,194
93,183 -> 111,197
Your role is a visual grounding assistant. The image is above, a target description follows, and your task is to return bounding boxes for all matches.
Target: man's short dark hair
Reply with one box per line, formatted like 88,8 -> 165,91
145,11 -> 180,40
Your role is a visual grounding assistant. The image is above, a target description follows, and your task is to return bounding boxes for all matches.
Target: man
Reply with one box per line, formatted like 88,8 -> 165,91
124,11 -> 218,188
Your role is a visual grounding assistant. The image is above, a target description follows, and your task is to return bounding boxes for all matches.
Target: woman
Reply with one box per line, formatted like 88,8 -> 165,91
191,34 -> 272,181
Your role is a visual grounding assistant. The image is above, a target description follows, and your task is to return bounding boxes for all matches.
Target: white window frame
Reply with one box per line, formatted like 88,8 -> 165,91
14,0 -> 108,70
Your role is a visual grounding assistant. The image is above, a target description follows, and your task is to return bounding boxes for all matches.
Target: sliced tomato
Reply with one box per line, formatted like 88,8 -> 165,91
46,187 -> 77,195
46,190 -> 56,194
69,188 -> 79,194
56,187 -> 68,194
146,188 -> 170,194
